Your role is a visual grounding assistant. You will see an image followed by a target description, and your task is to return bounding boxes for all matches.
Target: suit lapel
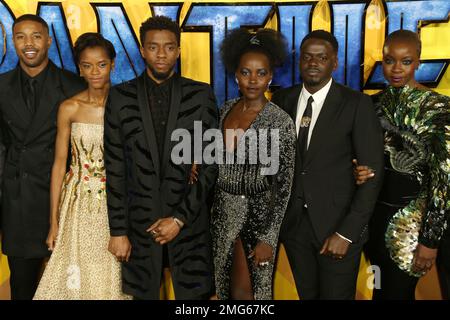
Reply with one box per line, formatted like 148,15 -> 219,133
305,81 -> 342,166
5,67 -> 33,125
25,62 -> 62,143
161,75 -> 181,179
137,73 -> 161,179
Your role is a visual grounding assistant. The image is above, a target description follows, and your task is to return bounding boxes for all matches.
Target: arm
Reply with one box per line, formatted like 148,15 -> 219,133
104,89 -> 131,261
252,120 -> 296,266
336,94 -> 384,243
418,106 -> 450,249
47,100 -> 75,250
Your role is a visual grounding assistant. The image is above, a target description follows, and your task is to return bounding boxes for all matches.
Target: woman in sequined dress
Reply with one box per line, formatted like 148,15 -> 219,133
34,33 -> 129,299
356,30 -> 449,300
211,28 -> 296,300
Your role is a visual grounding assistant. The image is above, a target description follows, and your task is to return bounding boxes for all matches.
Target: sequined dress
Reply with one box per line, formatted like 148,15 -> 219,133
366,86 -> 450,277
34,123 -> 130,300
211,99 -> 296,299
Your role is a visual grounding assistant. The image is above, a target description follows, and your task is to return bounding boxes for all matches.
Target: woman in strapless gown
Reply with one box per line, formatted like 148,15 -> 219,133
34,33 -> 129,299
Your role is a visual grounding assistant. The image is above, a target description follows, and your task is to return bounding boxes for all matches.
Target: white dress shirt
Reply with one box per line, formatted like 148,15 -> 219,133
294,78 -> 333,148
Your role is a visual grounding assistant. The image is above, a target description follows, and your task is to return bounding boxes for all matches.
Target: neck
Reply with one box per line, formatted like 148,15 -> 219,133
304,77 -> 331,95
20,58 -> 49,78
146,68 -> 174,84
87,84 -> 110,106
242,96 -> 268,111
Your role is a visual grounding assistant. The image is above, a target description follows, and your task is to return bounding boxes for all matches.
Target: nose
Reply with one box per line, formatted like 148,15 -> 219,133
156,47 -> 166,58
91,65 -> 100,75
249,72 -> 257,83
392,61 -> 403,73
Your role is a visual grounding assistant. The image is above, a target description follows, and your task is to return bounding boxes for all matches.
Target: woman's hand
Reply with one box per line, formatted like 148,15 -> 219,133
188,163 -> 199,184
249,241 -> 273,268
46,224 -> 59,251
412,243 -> 437,274
352,159 -> 375,185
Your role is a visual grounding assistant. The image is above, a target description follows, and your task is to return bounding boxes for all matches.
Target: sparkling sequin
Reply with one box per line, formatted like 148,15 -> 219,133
211,99 -> 296,299
34,123 -> 130,300
378,86 -> 450,277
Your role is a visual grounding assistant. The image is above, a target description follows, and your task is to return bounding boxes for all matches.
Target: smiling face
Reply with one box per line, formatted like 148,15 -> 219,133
13,20 -> 51,72
235,51 -> 272,101
140,29 -> 180,83
382,39 -> 420,88
299,38 -> 337,93
78,46 -> 114,90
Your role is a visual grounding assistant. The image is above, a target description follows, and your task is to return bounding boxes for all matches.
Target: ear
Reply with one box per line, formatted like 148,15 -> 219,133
111,60 -> 115,71
47,36 -> 53,48
176,46 -> 181,59
140,46 -> 145,58
333,56 -> 338,71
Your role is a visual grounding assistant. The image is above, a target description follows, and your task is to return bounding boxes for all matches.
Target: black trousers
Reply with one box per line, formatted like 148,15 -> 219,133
437,227 -> 450,300
364,203 -> 419,300
7,256 -> 45,300
281,208 -> 363,300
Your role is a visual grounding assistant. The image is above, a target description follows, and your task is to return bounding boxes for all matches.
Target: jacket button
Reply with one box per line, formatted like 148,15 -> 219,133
300,170 -> 307,175
22,172 -> 28,178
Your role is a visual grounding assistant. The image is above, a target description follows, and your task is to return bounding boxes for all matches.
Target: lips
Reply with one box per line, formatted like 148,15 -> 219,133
306,69 -> 320,75
23,49 -> 38,59
390,76 -> 404,83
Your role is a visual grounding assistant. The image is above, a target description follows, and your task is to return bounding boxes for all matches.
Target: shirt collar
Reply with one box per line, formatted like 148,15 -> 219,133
301,77 -> 333,105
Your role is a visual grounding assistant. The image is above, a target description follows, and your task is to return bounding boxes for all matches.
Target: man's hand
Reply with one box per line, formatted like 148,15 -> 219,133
320,233 -> 351,260
108,235 -> 132,262
352,159 -> 375,185
147,217 -> 181,245
412,243 -> 437,274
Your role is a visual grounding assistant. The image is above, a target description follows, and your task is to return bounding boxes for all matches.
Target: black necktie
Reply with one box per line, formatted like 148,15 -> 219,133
25,78 -> 37,114
298,96 -> 313,164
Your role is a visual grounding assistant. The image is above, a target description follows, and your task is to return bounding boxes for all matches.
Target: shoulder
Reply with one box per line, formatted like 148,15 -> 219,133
272,85 -> 301,100
265,102 -> 295,129
179,76 -> 211,90
58,94 -> 84,118
110,78 -> 139,99
0,68 -> 17,91
333,82 -> 368,101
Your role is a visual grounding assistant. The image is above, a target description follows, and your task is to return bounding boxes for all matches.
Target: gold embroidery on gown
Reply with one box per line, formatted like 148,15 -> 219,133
34,123 -> 130,300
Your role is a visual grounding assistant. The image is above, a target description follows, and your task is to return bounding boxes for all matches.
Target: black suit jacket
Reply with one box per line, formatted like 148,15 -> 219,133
0,61 -> 86,258
272,81 -> 384,244
104,73 -> 218,299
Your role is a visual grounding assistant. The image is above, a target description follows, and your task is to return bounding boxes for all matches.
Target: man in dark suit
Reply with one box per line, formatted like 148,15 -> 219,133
105,16 -> 218,300
272,30 -> 384,299
0,14 -> 86,300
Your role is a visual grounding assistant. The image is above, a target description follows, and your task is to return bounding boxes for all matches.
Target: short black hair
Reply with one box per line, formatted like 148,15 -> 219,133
300,30 -> 338,53
13,14 -> 49,33
220,28 -> 288,72
74,32 -> 116,63
384,29 -> 421,57
139,15 -> 180,46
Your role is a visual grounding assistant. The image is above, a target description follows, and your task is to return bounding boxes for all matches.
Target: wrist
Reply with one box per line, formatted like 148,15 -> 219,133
172,217 -> 184,229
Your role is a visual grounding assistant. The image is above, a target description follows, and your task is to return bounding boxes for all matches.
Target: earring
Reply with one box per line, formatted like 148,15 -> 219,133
235,77 -> 239,84
268,79 -> 272,86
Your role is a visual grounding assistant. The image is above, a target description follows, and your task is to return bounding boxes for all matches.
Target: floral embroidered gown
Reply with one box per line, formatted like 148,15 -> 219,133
34,123 -> 130,300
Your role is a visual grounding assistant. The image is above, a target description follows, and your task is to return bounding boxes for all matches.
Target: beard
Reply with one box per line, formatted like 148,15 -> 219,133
147,64 -> 174,81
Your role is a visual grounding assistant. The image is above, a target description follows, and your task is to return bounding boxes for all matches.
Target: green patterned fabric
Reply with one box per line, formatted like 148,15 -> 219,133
376,86 -> 450,252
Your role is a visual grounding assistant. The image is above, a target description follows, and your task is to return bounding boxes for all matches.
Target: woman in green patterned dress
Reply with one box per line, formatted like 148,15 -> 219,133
357,30 -> 449,300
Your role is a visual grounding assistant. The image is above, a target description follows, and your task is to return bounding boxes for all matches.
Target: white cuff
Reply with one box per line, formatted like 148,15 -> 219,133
335,232 -> 352,244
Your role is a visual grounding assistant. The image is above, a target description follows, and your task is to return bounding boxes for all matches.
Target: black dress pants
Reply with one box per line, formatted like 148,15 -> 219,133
281,208 -> 363,300
7,256 -> 45,300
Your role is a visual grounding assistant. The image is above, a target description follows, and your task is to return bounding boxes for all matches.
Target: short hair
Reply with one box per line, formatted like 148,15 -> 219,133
139,15 -> 180,46
384,29 -> 422,57
13,14 -> 49,33
300,30 -> 338,53
220,28 -> 288,72
74,32 -> 116,63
